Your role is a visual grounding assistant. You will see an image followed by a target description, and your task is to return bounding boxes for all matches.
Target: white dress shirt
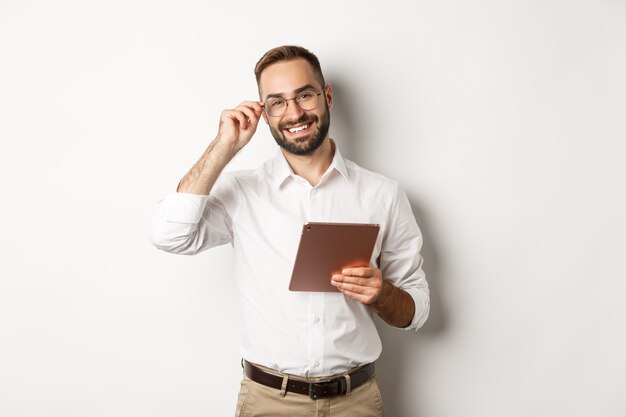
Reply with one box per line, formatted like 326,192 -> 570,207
150,142 -> 429,377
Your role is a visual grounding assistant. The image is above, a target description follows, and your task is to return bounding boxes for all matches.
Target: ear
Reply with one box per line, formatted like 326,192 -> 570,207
324,83 -> 334,109
258,88 -> 269,124
257,85 -> 268,124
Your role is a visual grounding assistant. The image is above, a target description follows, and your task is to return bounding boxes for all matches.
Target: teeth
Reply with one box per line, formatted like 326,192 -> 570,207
288,124 -> 309,133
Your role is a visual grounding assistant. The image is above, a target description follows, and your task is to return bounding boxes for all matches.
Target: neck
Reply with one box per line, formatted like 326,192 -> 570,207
281,137 -> 335,187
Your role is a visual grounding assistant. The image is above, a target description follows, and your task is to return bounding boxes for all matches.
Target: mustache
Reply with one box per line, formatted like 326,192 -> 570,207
279,114 -> 317,130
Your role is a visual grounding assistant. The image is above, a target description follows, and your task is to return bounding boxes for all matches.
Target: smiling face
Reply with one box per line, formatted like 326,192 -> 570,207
258,58 -> 333,156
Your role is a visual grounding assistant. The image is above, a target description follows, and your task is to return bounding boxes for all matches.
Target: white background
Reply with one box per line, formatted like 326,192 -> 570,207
1,1 -> 625,416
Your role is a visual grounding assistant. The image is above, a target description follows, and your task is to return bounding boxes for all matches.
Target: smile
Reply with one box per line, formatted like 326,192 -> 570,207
288,124 -> 309,133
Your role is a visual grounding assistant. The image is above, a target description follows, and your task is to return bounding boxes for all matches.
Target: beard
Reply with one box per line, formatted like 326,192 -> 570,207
268,101 -> 331,156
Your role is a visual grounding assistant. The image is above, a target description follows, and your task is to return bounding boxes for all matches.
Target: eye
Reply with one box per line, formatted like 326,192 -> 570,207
298,91 -> 314,100
269,99 -> 285,107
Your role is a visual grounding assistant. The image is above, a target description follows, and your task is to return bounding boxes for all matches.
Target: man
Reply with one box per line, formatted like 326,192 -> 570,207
150,45 -> 429,416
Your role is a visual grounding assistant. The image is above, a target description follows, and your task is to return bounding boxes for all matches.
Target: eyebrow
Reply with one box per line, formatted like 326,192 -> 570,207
264,84 -> 319,101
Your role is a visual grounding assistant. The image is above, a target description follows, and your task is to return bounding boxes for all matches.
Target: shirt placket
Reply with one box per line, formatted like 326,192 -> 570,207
307,185 -> 327,375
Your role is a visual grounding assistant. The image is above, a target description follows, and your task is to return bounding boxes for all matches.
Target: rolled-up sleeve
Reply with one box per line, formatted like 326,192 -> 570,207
150,178 -> 235,255
380,183 -> 430,331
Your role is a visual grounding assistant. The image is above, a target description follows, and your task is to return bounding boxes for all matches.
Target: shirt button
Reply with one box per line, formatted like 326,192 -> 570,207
314,361 -> 320,367
313,317 -> 320,324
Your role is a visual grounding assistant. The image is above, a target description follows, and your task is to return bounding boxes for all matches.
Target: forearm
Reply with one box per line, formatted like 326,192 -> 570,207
371,281 -> 416,328
177,137 -> 234,195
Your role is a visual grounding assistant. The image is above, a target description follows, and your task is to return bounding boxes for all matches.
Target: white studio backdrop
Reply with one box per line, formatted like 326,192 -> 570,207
1,1 -> 625,416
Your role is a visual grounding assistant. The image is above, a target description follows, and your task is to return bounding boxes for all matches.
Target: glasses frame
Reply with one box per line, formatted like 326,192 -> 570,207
262,90 -> 323,117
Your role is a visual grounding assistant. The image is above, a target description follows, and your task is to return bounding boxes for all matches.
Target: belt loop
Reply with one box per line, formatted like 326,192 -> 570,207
279,374 -> 289,397
343,373 -> 352,396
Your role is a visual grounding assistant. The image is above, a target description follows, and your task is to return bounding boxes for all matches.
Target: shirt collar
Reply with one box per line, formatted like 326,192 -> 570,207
270,139 -> 350,189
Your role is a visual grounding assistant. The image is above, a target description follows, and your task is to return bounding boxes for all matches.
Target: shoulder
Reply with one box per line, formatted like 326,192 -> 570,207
344,158 -> 401,195
218,168 -> 257,185
341,158 -> 408,223
209,164 -> 268,212
215,157 -> 275,191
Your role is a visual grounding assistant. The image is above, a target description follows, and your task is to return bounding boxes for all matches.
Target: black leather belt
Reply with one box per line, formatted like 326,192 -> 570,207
242,360 -> 375,400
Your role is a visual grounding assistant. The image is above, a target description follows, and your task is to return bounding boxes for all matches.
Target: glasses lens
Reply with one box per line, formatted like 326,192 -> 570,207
265,91 -> 320,116
296,91 -> 319,111
266,98 -> 287,117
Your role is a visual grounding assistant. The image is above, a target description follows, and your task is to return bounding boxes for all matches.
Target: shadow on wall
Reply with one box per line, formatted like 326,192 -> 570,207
375,197 -> 447,417
330,76 -> 447,417
325,74 -> 365,163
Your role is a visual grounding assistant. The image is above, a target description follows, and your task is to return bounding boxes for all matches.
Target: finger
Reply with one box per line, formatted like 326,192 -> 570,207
332,275 -> 373,292
332,274 -> 376,288
224,110 -> 249,130
238,100 -> 265,114
332,280 -> 362,293
334,285 -> 376,305
341,267 -> 374,277
234,105 -> 259,127
236,101 -> 264,121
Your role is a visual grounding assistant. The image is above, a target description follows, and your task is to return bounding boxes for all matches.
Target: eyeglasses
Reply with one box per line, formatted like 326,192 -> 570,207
263,90 -> 322,117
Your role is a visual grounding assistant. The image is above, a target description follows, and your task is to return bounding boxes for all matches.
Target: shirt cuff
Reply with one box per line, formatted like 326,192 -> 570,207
402,286 -> 430,331
163,192 -> 211,224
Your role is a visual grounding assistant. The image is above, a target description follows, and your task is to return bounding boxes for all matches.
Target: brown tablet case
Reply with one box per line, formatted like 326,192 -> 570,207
288,222 -> 380,292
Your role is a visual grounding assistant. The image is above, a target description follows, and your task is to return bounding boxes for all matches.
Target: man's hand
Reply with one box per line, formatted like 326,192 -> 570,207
176,100 -> 265,195
332,267 -> 416,328
331,267 -> 384,306
215,101 -> 265,159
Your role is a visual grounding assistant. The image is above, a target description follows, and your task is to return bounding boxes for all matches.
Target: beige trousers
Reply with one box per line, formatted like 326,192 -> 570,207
234,374 -> 385,417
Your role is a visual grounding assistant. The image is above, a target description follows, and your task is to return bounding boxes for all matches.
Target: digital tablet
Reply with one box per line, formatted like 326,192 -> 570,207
288,222 -> 380,292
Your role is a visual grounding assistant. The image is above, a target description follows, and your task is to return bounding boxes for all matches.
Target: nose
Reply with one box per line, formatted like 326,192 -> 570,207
283,98 -> 305,121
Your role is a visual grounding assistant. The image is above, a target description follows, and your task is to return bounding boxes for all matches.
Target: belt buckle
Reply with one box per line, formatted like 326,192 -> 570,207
308,379 -> 339,400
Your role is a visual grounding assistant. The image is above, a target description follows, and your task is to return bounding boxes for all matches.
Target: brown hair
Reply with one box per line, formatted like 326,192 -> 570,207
254,45 -> 326,89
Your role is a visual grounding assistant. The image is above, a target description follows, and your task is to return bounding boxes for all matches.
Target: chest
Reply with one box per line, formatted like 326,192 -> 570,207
231,178 -> 391,266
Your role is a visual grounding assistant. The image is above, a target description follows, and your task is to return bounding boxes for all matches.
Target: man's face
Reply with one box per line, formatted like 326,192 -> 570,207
258,58 -> 332,156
